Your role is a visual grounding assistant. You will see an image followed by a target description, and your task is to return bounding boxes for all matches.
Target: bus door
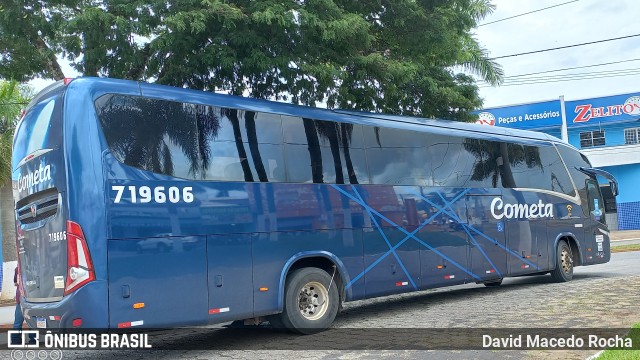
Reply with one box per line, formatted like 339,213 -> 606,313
504,194 -> 546,276
585,179 -> 608,262
509,219 -> 549,275
465,194 -> 507,281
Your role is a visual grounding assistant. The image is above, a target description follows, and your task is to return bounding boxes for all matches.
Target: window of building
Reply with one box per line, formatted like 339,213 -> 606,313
579,130 -> 605,148
624,128 -> 640,145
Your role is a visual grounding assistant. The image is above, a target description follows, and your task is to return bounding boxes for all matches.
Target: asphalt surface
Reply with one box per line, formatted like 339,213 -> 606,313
2,251 -> 639,360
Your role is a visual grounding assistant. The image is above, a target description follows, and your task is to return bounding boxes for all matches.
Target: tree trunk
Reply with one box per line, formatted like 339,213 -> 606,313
0,180 -> 16,262
303,118 -> 323,183
245,111 -> 267,182
323,122 -> 344,184
32,36 -> 65,80
225,109 -> 253,182
340,124 -> 358,184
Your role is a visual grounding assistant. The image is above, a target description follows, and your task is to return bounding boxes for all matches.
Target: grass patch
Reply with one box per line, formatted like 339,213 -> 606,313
611,244 -> 640,253
596,323 -> 640,360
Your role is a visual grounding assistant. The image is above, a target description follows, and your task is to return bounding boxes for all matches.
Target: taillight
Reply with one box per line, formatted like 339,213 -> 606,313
65,221 -> 95,295
63,78 -> 74,85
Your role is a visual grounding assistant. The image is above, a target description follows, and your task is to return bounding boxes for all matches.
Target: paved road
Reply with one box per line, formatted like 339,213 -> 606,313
2,252 -> 640,360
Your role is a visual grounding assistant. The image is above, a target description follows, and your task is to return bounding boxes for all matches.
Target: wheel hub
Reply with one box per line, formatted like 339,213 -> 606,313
561,248 -> 573,274
298,281 -> 329,321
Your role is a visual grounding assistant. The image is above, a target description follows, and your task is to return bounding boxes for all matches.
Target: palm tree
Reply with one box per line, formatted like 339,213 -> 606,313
316,120 -> 363,185
303,118 -> 323,183
244,111 -> 278,232
315,120 -> 344,184
195,105 -> 222,176
224,108 -> 253,182
455,0 -> 504,87
0,81 -> 33,266
98,95 -> 221,179
340,123 -> 358,184
244,111 -> 268,182
462,139 -> 542,188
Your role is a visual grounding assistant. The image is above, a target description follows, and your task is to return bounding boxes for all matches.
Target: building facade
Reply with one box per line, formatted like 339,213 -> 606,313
477,92 -> 640,230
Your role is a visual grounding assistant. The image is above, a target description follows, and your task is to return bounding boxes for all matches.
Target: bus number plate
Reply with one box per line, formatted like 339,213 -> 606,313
35,317 -> 46,328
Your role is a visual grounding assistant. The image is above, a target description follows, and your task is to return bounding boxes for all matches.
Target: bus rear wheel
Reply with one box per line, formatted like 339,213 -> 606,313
550,240 -> 574,282
274,267 -> 339,334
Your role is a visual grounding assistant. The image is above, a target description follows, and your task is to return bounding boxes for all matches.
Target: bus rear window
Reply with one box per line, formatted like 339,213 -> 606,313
12,95 -> 63,170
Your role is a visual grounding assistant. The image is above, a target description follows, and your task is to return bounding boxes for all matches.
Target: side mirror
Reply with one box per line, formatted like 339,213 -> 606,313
610,180 -> 618,197
578,167 -> 619,197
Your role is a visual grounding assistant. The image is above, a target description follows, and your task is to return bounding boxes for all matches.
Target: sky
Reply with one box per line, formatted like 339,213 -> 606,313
474,0 -> 640,108
29,0 -> 640,111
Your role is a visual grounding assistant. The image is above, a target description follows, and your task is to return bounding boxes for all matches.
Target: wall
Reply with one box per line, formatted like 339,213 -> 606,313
601,164 -> 640,230
1,261 -> 16,300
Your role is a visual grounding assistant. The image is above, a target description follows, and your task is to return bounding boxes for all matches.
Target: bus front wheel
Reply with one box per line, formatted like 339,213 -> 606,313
550,240 -> 574,282
275,267 -> 339,334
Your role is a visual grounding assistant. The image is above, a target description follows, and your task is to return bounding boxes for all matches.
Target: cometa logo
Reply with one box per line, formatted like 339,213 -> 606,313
490,197 -> 554,220
17,164 -> 51,193
573,95 -> 640,123
476,112 -> 496,126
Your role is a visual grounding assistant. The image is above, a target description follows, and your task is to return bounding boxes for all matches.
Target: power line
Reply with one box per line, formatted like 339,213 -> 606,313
487,58 -> 640,80
476,60 -> 640,85
479,68 -> 640,85
478,68 -> 640,88
478,0 -> 580,27
497,69 -> 640,84
487,33 -> 640,60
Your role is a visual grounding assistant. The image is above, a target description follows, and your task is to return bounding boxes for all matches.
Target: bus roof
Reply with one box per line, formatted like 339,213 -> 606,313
61,77 -> 566,146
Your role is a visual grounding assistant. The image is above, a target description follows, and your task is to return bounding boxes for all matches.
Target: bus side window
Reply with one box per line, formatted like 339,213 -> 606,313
364,126 -> 428,186
282,117 -> 366,184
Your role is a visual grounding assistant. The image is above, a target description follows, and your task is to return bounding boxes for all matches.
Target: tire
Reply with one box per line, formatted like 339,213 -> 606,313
273,267 -> 339,334
550,240 -> 574,282
483,279 -> 503,287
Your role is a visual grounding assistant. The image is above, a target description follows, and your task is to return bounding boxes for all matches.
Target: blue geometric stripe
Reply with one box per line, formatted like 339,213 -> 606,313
409,237 -> 483,281
412,192 -> 502,277
462,227 -> 503,278
328,185 -> 482,288
434,192 -> 539,271
352,187 -> 418,290
463,224 -> 539,270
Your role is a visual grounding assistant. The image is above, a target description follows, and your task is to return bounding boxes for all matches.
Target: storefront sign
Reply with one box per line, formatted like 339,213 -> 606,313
475,100 -> 562,130
566,92 -> 640,127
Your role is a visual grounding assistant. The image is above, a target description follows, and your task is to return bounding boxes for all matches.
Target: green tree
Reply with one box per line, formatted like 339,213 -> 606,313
0,80 -> 33,263
1,0 -> 501,119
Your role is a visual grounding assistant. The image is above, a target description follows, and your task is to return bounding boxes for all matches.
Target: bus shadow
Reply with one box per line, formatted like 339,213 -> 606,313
335,272 -> 608,322
139,273 -> 612,351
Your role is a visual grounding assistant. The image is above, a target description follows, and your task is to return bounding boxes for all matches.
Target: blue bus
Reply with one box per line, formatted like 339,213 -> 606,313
12,78 -> 617,333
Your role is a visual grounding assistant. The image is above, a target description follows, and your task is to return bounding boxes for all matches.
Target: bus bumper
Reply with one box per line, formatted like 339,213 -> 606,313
22,281 -> 108,329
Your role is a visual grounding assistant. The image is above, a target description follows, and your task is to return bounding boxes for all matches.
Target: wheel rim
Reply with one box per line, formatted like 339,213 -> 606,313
298,281 -> 329,321
561,247 -> 573,274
